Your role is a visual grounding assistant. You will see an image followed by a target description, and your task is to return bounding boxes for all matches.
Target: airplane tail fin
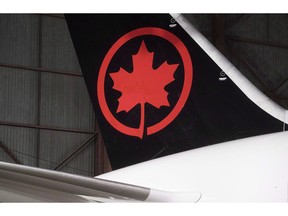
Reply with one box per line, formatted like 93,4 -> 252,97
65,14 -> 287,170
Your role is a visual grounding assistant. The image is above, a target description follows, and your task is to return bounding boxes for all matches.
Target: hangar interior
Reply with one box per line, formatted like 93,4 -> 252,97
0,14 -> 287,177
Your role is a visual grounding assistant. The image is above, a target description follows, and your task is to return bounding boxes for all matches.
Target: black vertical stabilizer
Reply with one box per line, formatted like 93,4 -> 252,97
65,14 -> 283,169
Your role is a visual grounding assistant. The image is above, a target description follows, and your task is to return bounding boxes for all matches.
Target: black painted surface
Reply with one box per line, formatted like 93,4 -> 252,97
65,14 -> 282,169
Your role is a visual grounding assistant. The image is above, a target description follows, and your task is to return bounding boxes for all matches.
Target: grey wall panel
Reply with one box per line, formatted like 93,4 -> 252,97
276,83 -> 288,99
0,14 -> 98,176
0,14 -> 39,67
269,15 -> 288,44
40,72 -> 95,131
228,41 -> 288,91
0,150 -> 14,163
184,14 -> 213,33
0,67 -> 38,124
225,14 -> 245,29
0,125 -> 37,166
41,16 -> 81,74
263,48 -> 288,87
61,143 -> 94,176
227,15 -> 268,41
38,130 -> 93,176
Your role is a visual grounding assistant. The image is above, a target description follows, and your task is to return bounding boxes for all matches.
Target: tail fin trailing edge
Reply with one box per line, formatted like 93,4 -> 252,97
171,13 -> 288,126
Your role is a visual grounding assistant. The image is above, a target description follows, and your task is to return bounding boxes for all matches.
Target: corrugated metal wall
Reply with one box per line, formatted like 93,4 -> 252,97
225,14 -> 288,109
0,14 -> 110,177
185,14 -> 288,110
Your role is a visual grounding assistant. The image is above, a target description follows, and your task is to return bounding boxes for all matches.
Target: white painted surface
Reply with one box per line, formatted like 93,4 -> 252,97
98,131 -> 288,202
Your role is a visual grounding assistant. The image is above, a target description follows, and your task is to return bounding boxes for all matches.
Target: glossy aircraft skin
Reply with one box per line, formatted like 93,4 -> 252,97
97,131 -> 288,202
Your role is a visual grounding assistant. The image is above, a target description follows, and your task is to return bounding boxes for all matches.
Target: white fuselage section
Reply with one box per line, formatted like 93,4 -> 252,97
98,131 -> 288,202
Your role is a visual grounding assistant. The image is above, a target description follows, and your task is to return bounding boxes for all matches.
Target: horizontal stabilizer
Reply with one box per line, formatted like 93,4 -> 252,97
0,161 -> 200,202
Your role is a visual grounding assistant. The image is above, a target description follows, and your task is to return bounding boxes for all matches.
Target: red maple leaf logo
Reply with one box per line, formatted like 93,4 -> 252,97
109,41 -> 179,139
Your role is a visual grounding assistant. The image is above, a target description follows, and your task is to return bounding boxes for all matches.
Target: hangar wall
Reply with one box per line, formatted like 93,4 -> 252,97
0,14 -> 111,177
185,14 -> 288,110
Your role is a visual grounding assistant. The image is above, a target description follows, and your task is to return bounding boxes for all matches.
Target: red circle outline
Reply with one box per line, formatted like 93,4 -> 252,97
97,27 -> 193,138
